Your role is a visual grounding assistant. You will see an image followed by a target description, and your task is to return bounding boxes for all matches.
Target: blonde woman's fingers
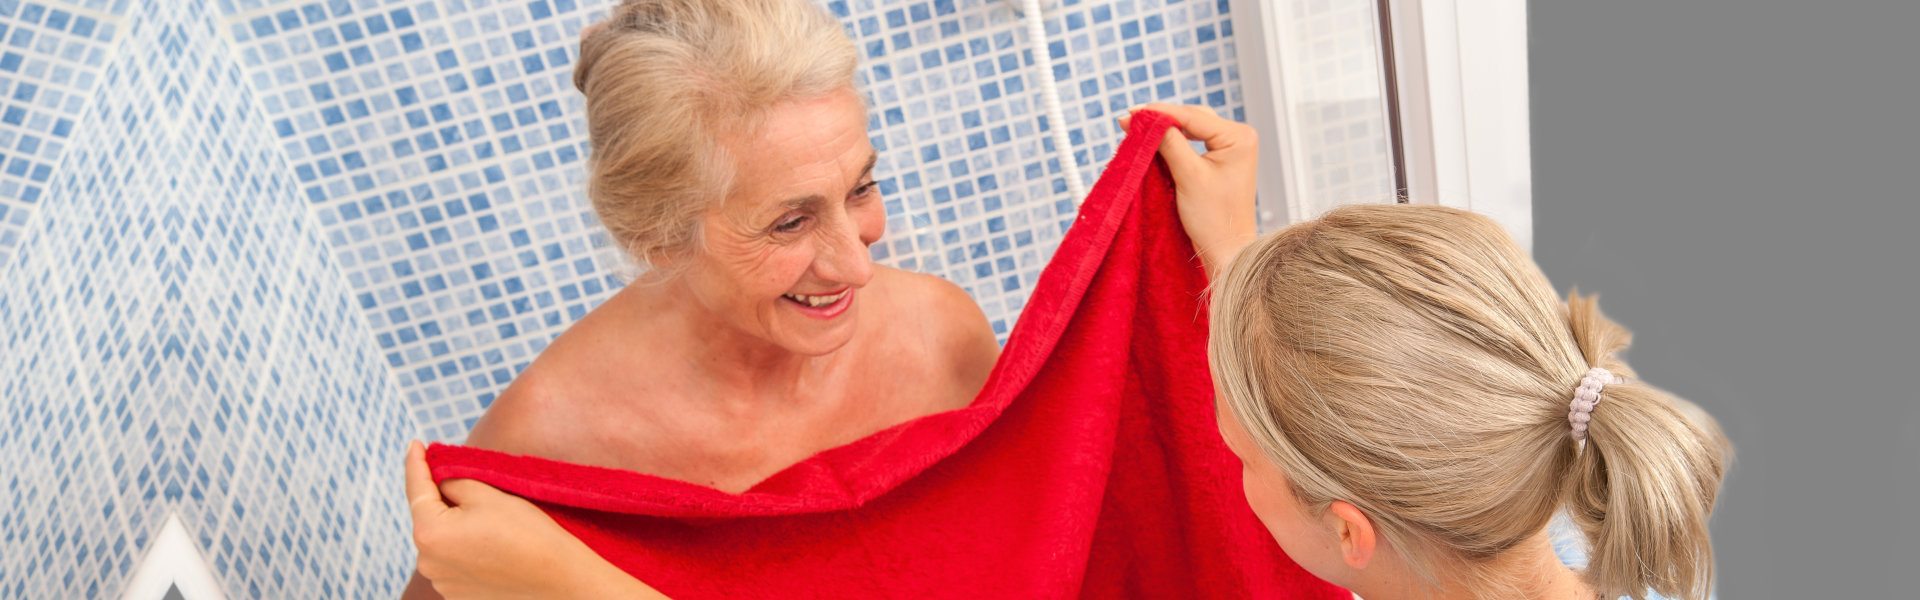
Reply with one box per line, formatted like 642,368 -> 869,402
1155,126 -> 1208,179
1130,103 -> 1253,154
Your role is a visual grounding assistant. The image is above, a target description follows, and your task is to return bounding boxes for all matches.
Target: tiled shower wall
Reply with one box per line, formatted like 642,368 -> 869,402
0,0 -> 1245,596
0,0 -> 416,596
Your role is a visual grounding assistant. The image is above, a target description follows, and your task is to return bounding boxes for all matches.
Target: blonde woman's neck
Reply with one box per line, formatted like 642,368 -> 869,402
1349,529 -> 1597,600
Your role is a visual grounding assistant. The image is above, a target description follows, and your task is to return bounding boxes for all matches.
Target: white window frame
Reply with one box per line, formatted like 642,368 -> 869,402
1229,0 -> 1535,251
119,515 -> 228,600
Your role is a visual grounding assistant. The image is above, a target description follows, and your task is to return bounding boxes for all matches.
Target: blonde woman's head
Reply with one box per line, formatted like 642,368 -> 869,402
1209,204 -> 1730,600
572,0 -> 860,268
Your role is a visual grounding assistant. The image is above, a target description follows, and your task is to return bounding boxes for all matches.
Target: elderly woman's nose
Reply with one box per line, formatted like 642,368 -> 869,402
814,217 -> 875,285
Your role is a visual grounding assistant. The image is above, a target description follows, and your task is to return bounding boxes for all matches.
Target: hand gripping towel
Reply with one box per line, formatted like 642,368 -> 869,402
427,110 -> 1348,600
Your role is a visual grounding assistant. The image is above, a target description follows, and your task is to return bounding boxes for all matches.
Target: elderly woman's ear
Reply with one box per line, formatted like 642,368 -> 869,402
642,244 -> 686,273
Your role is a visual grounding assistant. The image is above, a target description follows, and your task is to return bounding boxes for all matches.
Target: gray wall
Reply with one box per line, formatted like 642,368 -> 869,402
1529,0 -> 1920,597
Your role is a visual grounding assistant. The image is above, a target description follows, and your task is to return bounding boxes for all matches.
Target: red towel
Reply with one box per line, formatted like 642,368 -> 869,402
427,110 -> 1347,599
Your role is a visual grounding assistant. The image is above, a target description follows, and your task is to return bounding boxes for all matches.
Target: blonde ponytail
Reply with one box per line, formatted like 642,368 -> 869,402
1562,293 -> 1731,600
1209,204 -> 1731,600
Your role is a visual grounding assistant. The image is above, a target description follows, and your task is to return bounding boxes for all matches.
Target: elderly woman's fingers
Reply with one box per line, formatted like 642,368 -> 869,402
405,440 -> 446,518
437,477 -> 515,508
404,475 -> 640,598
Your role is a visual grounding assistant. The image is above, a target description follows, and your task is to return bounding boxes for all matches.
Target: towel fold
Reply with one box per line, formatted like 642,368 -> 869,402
428,110 -> 1346,599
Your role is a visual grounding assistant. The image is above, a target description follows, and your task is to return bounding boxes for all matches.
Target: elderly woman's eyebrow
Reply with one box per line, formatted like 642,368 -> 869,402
774,153 -> 881,210
841,152 -> 878,192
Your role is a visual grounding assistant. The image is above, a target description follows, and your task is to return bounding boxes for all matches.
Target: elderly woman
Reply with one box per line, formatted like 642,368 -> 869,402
400,0 -> 1258,597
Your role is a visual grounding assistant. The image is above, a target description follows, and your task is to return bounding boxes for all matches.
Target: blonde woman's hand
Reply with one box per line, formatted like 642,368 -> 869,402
404,441 -> 672,600
1119,103 -> 1259,279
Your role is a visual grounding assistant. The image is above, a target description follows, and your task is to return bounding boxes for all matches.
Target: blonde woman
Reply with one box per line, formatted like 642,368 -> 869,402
1208,204 -> 1731,600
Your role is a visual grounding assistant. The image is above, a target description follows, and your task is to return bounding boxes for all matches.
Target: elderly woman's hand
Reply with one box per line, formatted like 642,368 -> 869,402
403,441 -> 672,600
1120,103 -> 1260,279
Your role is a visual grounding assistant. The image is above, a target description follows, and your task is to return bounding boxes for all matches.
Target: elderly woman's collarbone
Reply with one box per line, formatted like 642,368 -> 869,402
473,266 -> 987,491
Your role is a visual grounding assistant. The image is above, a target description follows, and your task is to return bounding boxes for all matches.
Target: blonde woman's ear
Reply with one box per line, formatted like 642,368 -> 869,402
1327,500 -> 1378,570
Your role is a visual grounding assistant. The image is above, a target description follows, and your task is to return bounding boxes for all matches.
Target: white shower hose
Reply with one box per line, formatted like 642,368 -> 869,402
1016,0 -> 1089,204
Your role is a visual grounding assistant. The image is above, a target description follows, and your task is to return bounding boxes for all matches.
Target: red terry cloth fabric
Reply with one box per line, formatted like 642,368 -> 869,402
427,110 -> 1346,599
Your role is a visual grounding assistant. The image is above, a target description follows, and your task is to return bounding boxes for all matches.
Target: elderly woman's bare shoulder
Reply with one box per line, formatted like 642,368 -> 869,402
462,351 -> 600,458
462,291 -> 669,459
866,266 -> 999,384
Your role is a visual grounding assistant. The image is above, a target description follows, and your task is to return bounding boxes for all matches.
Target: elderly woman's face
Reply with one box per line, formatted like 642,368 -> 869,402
680,88 -> 884,356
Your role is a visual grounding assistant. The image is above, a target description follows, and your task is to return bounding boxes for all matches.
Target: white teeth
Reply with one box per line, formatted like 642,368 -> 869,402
784,290 -> 849,308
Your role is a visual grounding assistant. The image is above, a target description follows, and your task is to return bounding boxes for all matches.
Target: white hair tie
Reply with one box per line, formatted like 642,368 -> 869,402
1568,367 -> 1614,441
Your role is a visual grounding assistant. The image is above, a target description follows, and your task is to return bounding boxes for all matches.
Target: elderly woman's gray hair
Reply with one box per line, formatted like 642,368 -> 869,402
573,0 -> 861,267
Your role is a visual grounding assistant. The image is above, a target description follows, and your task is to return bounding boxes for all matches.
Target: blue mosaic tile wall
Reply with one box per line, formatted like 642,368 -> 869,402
853,0 -> 1244,353
2,0 -> 414,596
0,2 -> 157,598
0,0 -> 1245,596
207,0 -> 1244,442
0,0 -> 123,273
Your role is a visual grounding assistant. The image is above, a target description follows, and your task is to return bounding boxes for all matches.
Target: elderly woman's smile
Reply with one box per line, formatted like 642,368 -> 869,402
674,87 -> 884,357
784,289 -> 851,309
